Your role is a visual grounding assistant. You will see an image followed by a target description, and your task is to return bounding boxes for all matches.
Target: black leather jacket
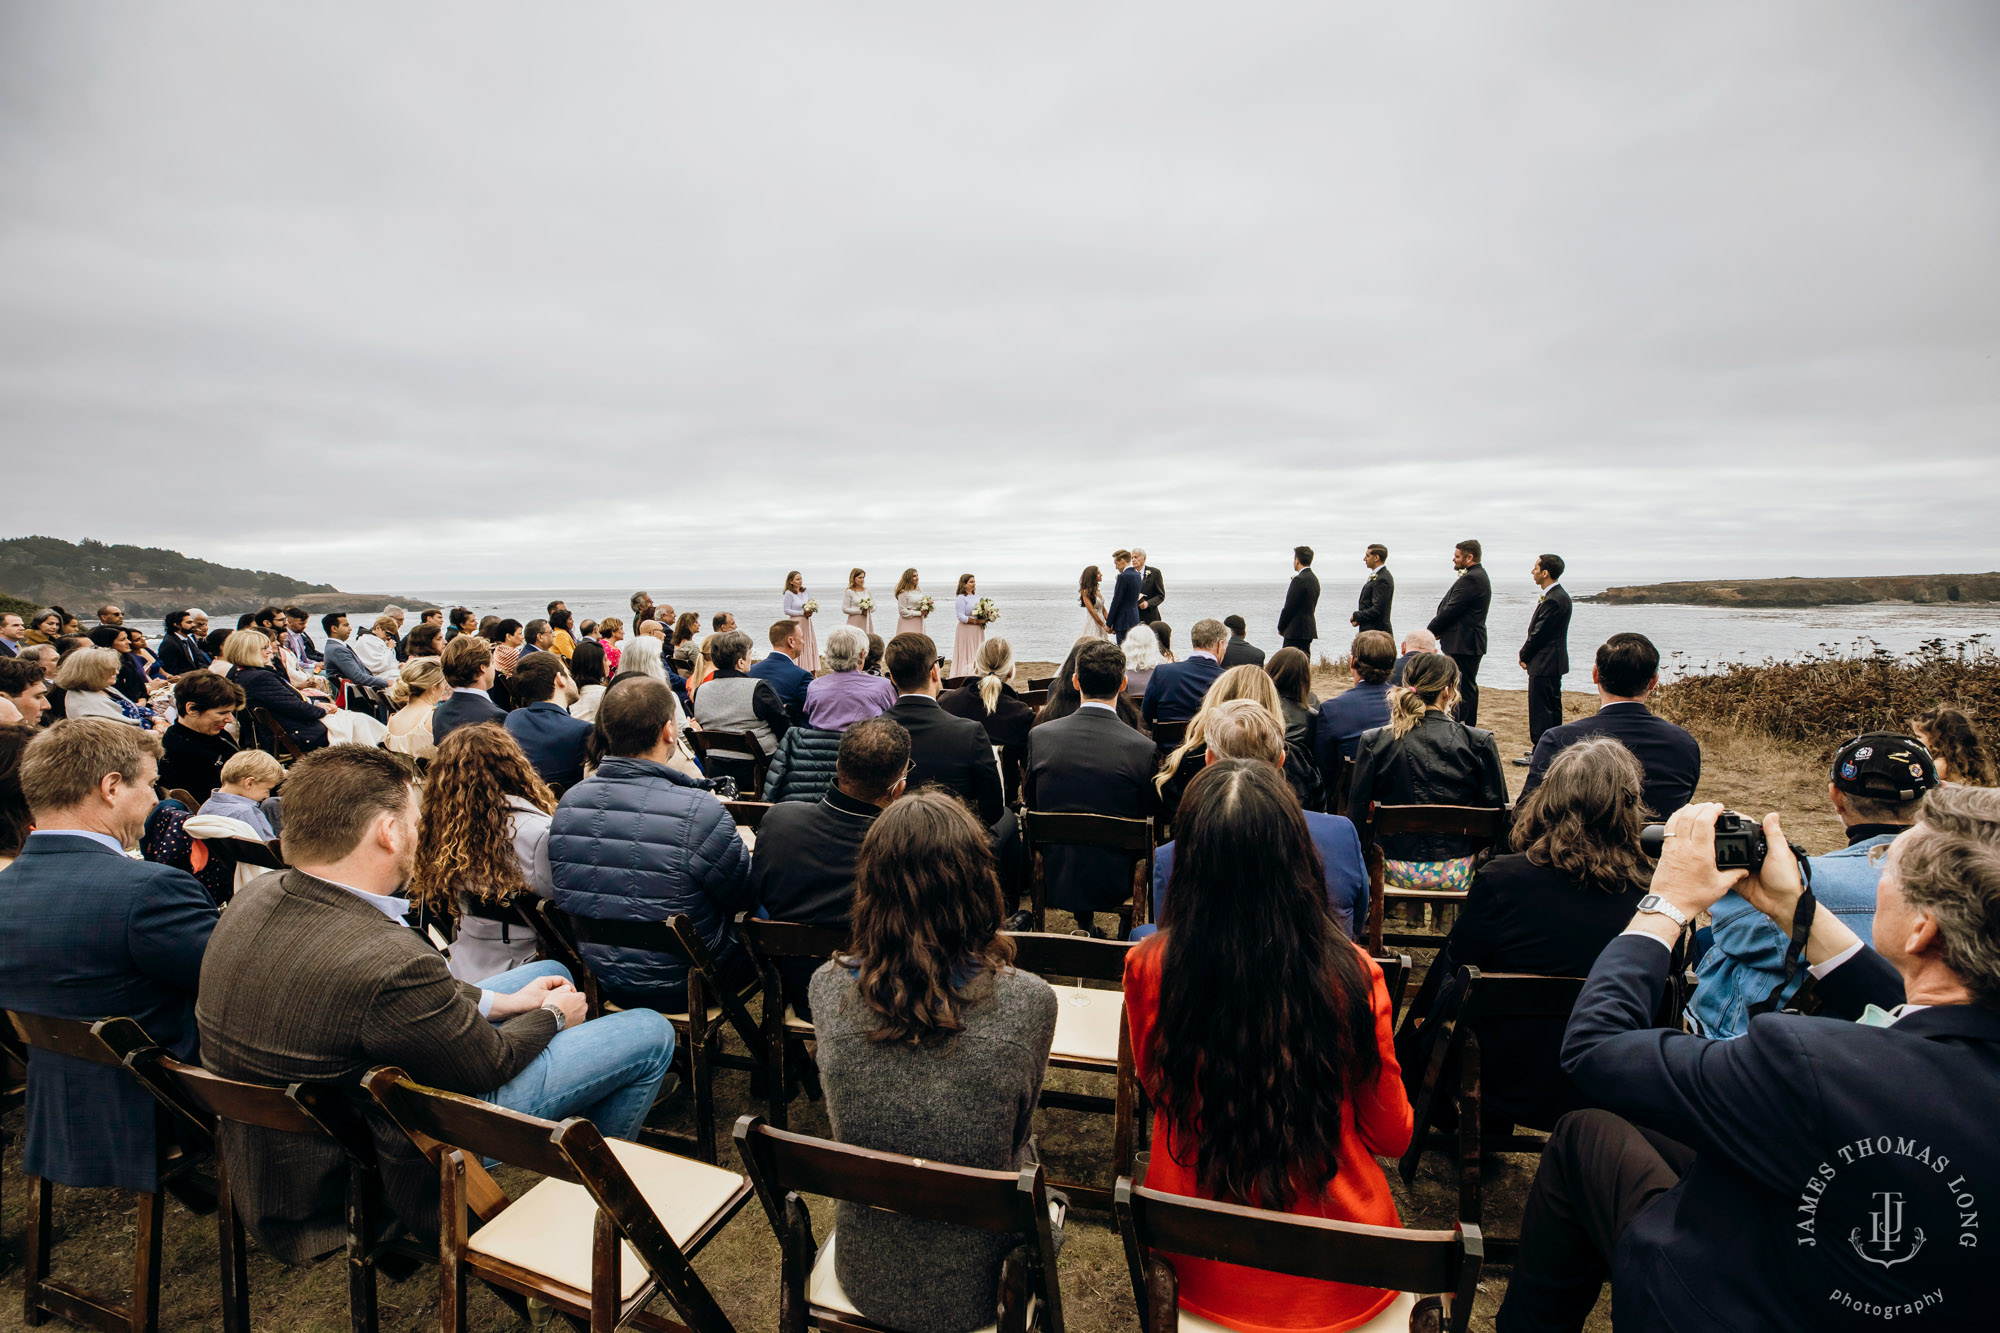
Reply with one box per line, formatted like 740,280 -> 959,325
1347,710 -> 1507,861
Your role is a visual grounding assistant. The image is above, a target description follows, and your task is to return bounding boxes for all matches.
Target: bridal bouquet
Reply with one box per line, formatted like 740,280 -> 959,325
975,597 -> 1000,623
857,596 -> 875,613
916,596 -> 936,616
800,599 -> 819,616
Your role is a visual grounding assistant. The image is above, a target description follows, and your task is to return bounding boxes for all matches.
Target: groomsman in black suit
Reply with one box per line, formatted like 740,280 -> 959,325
1106,549 -> 1143,641
1428,539 -> 1491,726
1277,545 -> 1320,655
1134,549 -> 1166,626
1517,553 -> 1572,763
1351,543 -> 1394,637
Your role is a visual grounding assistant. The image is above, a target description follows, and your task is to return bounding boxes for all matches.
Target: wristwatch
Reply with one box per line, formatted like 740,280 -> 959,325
1635,893 -> 1690,928
540,997 -> 569,1032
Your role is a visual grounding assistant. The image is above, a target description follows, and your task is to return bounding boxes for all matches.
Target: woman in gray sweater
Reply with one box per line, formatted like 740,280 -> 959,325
809,789 -> 1058,1333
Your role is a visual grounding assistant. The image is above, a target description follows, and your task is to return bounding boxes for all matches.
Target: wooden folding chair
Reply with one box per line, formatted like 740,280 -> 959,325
1019,689 -> 1050,710
1006,932 -> 1140,1211
163,788 -> 199,812
734,1116 -> 1065,1333
687,729 -> 771,799
1115,1173 -> 1482,1333
1026,675 -> 1058,691
4,1013 -> 186,1333
363,1067 -> 752,1333
1395,965 -> 1586,1266
1358,804 -> 1511,953
736,916 -> 850,1129
724,800 -> 772,852
1373,952 -> 1416,1019
110,1037 -> 428,1333
1147,720 -> 1189,754
244,707 -> 309,763
1018,811 -> 1155,937
942,675 -> 976,691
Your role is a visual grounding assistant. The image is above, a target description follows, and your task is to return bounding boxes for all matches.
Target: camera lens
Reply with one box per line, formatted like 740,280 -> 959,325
1640,824 -> 1668,859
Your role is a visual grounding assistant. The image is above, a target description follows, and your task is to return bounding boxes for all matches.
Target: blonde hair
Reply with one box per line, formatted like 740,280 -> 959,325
220,630 -> 273,669
53,647 -> 120,692
1389,652 -> 1460,738
371,614 -> 400,638
1156,665 -> 1287,793
388,657 -> 446,708
1204,698 -> 1286,765
895,568 -> 919,595
849,568 -> 866,590
220,748 -> 285,790
975,637 -> 1015,713
598,616 -> 624,640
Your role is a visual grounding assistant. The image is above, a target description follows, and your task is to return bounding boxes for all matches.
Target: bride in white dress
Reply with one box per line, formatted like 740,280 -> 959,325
1079,564 -> 1112,640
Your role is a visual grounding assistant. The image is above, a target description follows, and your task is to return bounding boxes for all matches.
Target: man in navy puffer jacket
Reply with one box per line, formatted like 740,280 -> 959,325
549,676 -> 754,1010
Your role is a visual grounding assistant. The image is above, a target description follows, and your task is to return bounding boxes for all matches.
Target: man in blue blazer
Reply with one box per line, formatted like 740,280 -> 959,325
502,652 -> 593,788
749,620 -> 813,721
1521,632 -> 1700,819
1140,617 -> 1227,726
1314,630 -> 1397,774
0,720 -> 218,1192
1500,794 -> 2000,1332
1106,549 -> 1143,642
434,634 -> 507,745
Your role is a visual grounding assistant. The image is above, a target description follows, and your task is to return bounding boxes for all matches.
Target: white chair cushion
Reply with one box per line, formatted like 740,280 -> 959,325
1178,1288 -> 1417,1333
466,1138 -> 746,1301
1048,984 -> 1123,1064
810,1230 -> 1027,1333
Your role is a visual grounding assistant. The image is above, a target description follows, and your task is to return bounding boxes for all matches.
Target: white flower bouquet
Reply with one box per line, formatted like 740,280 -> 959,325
975,597 -> 1000,623
800,599 -> 819,616
857,596 -> 875,613
916,596 -> 936,616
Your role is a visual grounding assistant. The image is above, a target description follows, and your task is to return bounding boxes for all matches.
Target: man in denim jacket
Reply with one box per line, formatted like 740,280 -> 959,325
1692,732 -> 1937,1037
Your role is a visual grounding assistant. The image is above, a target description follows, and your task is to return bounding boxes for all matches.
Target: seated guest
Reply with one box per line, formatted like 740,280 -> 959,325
503,651 -> 591,788
1126,760 -> 1412,1332
751,717 -> 910,1015
1140,700 -> 1368,938
1694,732 -> 1937,1039
488,618 -> 525,677
197,745 -> 671,1263
1265,645 -> 1320,754
157,671 -> 245,802
863,632 -> 886,678
55,646 -> 165,732
1497,795 -> 2000,1332
1347,652 -> 1505,891
1315,630 -> 1397,774
433,634 -> 506,745
196,749 -> 285,841
810,789 -> 1059,1332
403,622 -> 442,660
384,657 -> 448,760
126,629 -> 167,682
1218,613 -> 1266,669
749,620 -> 813,720
1023,639 -> 1159,937
1156,665 -> 1320,821
548,608 -> 576,659
0,720 -> 218,1195
281,607 -> 320,666
1151,619 -> 1175,662
319,612 -> 393,700
156,609 -> 213,674
1387,628 -> 1437,687
24,608 -> 63,647
88,624 -> 152,703
222,630 -> 333,752
1141,616 -> 1228,726
597,616 -> 625,674
1412,736 -> 1652,1129
886,633 -> 1006,828
1036,637 -> 1140,730
1911,704 -> 1997,787
0,612 -> 18,658
693,629 -> 792,764
1522,632 -> 1700,818
0,655 -> 51,728
764,723 -> 844,804
567,639 -> 609,722
1121,624 -> 1164,696
551,677 -> 755,1010
804,625 -> 898,731
519,618 -> 553,659
413,725 -> 557,982
941,636 -> 1036,801
351,614 -> 401,680
0,723 -> 29,869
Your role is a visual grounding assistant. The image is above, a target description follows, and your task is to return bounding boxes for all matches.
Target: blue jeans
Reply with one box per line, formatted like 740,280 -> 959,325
477,962 -> 676,1140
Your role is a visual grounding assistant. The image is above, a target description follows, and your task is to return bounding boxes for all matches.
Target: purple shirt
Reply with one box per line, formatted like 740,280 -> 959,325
803,669 -> 899,731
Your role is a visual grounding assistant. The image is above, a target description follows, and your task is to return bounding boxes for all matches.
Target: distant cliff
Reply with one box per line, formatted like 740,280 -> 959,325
1585,573 -> 2000,609
0,535 -> 415,617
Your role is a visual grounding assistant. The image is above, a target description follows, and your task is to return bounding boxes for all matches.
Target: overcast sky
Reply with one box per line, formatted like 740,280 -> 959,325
2,3 -> 1995,591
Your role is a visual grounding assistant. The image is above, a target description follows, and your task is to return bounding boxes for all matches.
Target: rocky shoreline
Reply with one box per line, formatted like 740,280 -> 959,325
1584,573 -> 2000,609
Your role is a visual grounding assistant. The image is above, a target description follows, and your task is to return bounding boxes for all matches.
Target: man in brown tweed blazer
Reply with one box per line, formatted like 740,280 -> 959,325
196,746 -> 675,1262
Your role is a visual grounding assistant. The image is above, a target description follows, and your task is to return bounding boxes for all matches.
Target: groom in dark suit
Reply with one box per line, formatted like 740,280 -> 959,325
1277,545 -> 1320,655
1428,539 -> 1492,726
1518,553 -> 1573,760
1352,543 -> 1394,637
1106,549 -> 1143,641
1134,549 -> 1166,626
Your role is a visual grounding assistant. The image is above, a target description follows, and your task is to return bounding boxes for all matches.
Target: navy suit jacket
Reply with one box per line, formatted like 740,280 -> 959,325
1315,680 -> 1393,772
749,651 -> 812,720
0,637 -> 17,657
1140,653 -> 1222,726
1522,701 -> 1701,819
1428,564 -> 1492,657
0,835 -> 217,1189
1106,566 -> 1143,640
503,701 -> 594,788
1563,933 -> 1999,1332
432,689 -> 507,746
1519,584 -> 1572,676
1148,811 -> 1367,937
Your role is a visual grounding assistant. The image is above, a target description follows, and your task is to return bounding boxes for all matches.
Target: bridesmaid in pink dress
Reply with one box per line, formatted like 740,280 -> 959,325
894,567 -> 927,638
843,567 -> 874,635
952,572 -> 986,677
783,570 -> 821,672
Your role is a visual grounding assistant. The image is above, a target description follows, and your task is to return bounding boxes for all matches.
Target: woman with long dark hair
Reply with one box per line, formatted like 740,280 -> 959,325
87,625 -> 151,704
1078,564 -> 1110,640
410,724 -> 557,981
1910,705 -> 1997,787
1265,645 -> 1320,754
809,789 -> 1059,1333
1125,759 -> 1412,1330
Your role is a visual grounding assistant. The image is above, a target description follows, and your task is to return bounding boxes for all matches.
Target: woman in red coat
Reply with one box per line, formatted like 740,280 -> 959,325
1124,758 -> 1413,1333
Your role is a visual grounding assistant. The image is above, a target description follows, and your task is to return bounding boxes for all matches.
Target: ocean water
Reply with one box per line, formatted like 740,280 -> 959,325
135,576 -> 2000,691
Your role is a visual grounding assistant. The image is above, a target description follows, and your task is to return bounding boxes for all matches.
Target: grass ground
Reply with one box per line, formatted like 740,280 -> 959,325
0,677 -> 1844,1333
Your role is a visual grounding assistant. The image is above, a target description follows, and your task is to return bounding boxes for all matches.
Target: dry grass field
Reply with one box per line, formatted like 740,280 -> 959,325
0,674 -> 1849,1333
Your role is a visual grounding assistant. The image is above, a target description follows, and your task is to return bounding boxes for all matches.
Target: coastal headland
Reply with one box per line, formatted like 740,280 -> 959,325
1584,572 -> 2000,608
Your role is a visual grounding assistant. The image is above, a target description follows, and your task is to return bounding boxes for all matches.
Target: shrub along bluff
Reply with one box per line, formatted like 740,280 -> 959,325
0,535 -> 406,618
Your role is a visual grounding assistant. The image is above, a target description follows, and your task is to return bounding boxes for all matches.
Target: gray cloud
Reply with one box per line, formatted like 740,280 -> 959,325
1,2 -> 1995,589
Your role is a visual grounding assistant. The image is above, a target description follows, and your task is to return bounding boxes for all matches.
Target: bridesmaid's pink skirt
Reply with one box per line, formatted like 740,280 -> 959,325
953,622 -> 984,677
793,616 -> 820,673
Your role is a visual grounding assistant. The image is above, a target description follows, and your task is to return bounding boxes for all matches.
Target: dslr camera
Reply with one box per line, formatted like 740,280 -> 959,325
1640,810 -> 1770,870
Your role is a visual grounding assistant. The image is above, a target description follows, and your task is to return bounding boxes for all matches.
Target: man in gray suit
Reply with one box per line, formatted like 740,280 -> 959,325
196,745 -> 675,1261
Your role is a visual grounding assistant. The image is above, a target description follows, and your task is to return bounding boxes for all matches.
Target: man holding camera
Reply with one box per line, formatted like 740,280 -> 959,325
1498,792 -> 2000,1332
